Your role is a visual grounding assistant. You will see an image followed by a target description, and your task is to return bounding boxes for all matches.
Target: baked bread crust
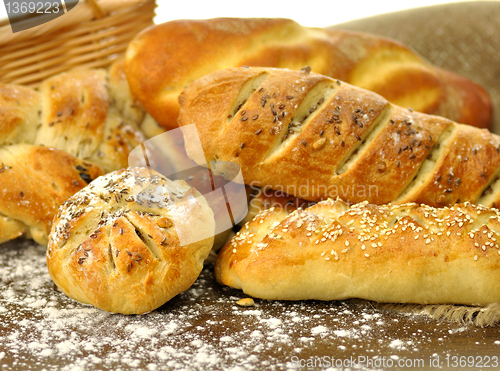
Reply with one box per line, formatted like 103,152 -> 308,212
46,167 -> 215,315
242,186 -> 315,226
0,145 -> 103,245
178,67 -> 500,207
126,18 -> 492,130
0,61 -> 147,245
215,199 -> 500,306
0,68 -> 145,174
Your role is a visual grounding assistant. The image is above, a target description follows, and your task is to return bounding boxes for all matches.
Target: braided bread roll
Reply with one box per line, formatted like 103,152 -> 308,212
0,60 -> 146,245
215,199 -> 500,306
125,18 -> 492,130
47,167 -> 215,314
178,67 -> 500,208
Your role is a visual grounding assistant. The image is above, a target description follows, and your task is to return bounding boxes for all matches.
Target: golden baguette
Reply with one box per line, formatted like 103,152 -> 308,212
125,18 -> 492,130
215,199 -> 500,306
178,67 -> 500,207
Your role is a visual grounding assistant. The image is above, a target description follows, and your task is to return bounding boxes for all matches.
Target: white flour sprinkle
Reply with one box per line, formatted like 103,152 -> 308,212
311,325 -> 329,336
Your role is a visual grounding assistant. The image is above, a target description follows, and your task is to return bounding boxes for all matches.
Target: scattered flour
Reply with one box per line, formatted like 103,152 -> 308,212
311,325 -> 329,336
0,240 -> 496,370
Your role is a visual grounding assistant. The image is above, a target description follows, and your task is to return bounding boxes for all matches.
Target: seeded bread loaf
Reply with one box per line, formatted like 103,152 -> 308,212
0,145 -> 103,246
125,18 -> 492,131
0,61 -> 147,245
47,167 -> 215,315
215,199 -> 500,305
0,63 -> 145,174
178,67 -> 500,208
242,186 -> 315,226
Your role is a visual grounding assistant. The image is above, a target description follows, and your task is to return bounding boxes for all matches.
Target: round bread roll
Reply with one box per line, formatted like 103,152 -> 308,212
46,167 -> 215,314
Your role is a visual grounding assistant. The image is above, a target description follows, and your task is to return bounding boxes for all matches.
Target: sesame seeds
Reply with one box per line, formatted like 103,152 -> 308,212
229,199 -> 500,279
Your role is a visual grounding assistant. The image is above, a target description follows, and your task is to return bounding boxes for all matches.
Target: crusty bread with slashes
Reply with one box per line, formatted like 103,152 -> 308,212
0,144 -> 103,246
0,64 -> 145,174
0,60 -> 147,245
178,67 -> 500,207
126,18 -> 492,130
47,167 -> 214,315
215,199 -> 500,306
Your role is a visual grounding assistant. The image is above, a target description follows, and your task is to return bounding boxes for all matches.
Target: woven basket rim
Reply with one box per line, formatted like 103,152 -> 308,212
0,0 -> 154,46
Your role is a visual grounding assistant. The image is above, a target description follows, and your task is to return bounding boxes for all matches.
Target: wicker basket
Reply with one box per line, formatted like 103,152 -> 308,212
0,0 -> 156,88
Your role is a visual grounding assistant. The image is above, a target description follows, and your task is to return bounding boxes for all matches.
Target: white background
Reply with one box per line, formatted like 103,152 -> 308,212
0,0 -> 475,27
152,0 -> 470,27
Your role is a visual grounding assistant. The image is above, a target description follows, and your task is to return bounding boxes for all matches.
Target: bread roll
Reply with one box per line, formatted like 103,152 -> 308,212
125,18 -> 492,130
0,60 -> 148,245
10,64 -> 144,173
184,167 -> 247,251
47,167 -> 215,315
215,199 -> 500,306
0,144 -> 103,245
178,67 -> 500,208
242,186 -> 315,226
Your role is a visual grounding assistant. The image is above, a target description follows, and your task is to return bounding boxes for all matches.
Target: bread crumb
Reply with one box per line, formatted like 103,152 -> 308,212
236,298 -> 255,307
